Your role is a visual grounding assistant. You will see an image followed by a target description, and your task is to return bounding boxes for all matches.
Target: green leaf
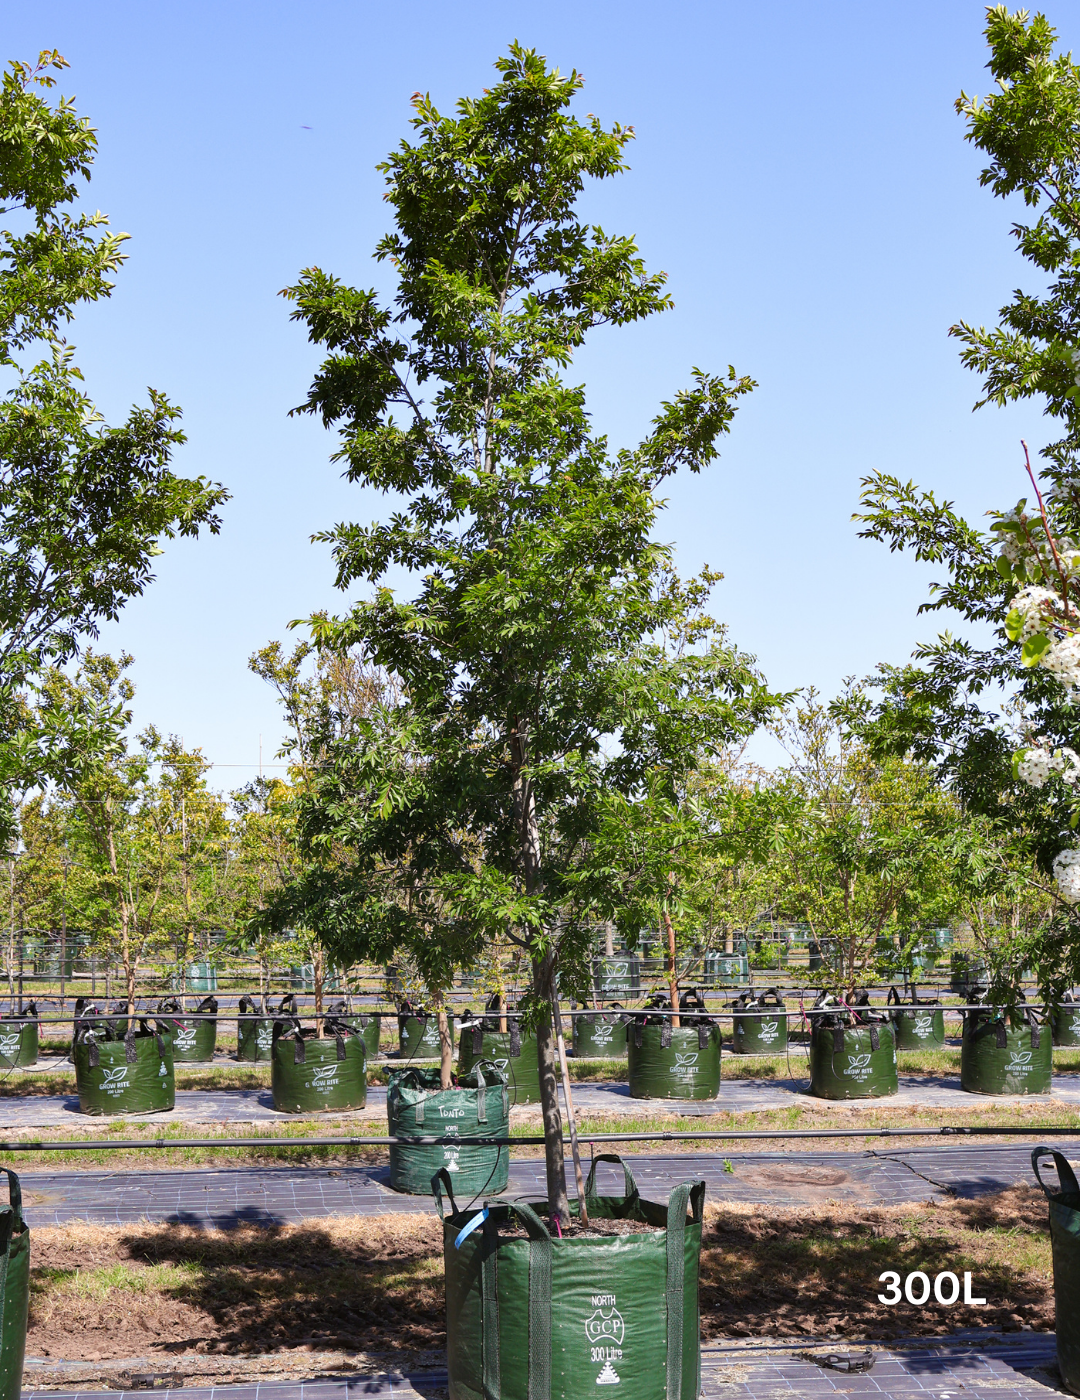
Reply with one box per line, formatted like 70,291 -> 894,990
995,554 -> 1014,578
1021,634 -> 1052,667
1005,608 -> 1025,641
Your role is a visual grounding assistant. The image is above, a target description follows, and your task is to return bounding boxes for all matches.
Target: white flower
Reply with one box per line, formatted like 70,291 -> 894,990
1016,741 -> 1080,788
1045,634 -> 1080,692
1011,584 -> 1060,641
1054,848 -> 1080,905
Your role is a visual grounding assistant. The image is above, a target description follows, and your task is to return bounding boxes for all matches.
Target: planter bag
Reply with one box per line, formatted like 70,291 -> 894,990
808,1003 -> 898,1100
0,1169 -> 29,1400
326,1003 -> 382,1059
270,1021 -> 367,1113
704,952 -> 750,987
437,1153 -> 705,1400
886,987 -> 946,1050
458,1022 -> 541,1105
0,1007 -> 38,1068
961,1008 -> 1051,1095
572,1007 -> 628,1059
1053,995 -> 1080,1048
236,994 -> 286,1062
73,1019 -> 175,1115
156,997 -> 218,1062
388,1060 -> 509,1196
729,989 -> 787,1054
950,952 -> 987,997
399,1010 -> 457,1061
592,955 -> 641,999
627,1021 -> 721,1101
1033,1147 -> 1080,1393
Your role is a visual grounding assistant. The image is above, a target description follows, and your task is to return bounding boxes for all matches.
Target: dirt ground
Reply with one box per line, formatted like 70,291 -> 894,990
22,1186 -> 1054,1363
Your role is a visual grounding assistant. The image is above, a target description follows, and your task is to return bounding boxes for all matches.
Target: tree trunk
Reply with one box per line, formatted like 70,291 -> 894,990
664,907 -> 681,1028
533,949 -> 569,1227
511,716 -> 568,1224
434,988 -> 453,1089
314,943 -> 324,1034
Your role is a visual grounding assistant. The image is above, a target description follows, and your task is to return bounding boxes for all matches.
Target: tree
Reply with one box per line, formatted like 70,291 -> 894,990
756,694 -> 965,988
846,7 -> 1080,994
280,46 -> 779,1221
32,652 -> 229,1013
0,52 -> 227,843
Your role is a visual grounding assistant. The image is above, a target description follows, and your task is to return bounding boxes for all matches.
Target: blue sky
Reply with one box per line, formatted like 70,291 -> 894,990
7,0 -> 1070,780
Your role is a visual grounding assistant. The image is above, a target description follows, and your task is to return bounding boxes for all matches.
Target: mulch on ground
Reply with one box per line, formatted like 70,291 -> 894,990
22,1185 -> 1055,1361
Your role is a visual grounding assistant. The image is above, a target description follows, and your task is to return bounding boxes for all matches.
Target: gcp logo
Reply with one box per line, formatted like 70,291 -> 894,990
585,1306 -> 624,1345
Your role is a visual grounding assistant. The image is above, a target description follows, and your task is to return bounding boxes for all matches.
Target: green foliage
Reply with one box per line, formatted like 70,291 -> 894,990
24,652 -> 232,1005
849,9 -> 1080,916
274,46 -> 781,1214
0,52 -> 227,846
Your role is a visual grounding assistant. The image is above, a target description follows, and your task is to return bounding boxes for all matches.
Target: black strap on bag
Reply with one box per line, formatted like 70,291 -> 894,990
1033,1145 -> 1080,1200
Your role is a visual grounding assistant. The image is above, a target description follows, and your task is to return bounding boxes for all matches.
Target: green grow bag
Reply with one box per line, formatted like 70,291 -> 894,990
1033,1147 -> 1080,1394
572,1010 -> 628,1059
0,1169 -> 29,1400
887,988 -> 946,1050
400,1013 -> 457,1060
387,1061 -> 509,1196
961,1010 -> 1051,1095
458,1023 -> 541,1105
270,1023 -> 367,1113
703,953 -> 749,987
327,1004 -> 382,1059
0,1009 -> 38,1068
730,991 -> 787,1054
157,997 -> 218,1062
1053,998 -> 1080,1048
438,1154 -> 705,1400
236,995 -> 276,1062
809,1019 -> 898,1100
74,1023 -> 175,1115
592,955 -> 641,999
627,1022 -> 721,1100
950,952 -> 987,997
170,962 -> 218,994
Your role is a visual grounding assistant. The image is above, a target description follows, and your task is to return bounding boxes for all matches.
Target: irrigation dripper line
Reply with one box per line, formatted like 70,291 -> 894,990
1,1125 -> 1080,1151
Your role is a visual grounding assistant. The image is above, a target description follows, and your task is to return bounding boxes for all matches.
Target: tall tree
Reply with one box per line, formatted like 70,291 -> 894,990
847,7 -> 1080,993
281,46 -> 779,1220
0,51 -> 227,842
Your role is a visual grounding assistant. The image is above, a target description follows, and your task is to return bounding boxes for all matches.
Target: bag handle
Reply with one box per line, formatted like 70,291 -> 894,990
479,1200 -> 552,1400
665,1179 -> 705,1400
584,1152 -> 642,1205
0,1167 -> 24,1229
432,1167 -> 458,1219
1032,1146 -> 1080,1198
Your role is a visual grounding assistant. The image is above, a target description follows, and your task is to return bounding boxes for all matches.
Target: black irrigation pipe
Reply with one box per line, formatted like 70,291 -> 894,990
1,1125 -> 1079,1152
2,1003 -> 1059,1023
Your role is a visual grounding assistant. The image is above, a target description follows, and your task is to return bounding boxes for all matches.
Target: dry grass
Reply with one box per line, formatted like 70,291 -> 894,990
22,1187 -> 1058,1360
29,1215 -> 444,1361
701,1186 -> 1054,1339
